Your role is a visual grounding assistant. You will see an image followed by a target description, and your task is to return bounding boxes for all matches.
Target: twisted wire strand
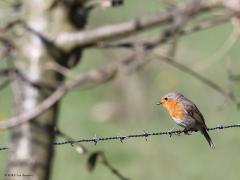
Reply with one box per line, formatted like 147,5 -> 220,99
0,124 -> 240,151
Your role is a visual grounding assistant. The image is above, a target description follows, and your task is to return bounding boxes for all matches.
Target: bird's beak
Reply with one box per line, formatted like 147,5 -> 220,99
156,99 -> 163,105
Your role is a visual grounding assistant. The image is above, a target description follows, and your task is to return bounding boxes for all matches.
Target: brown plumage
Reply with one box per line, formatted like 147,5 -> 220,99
158,92 -> 215,148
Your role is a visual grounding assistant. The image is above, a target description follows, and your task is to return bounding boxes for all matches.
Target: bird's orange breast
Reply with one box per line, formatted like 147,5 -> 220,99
162,100 -> 184,120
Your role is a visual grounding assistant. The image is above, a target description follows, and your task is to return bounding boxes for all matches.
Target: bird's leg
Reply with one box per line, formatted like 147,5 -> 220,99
174,128 -> 184,136
183,128 -> 194,135
167,127 -> 175,137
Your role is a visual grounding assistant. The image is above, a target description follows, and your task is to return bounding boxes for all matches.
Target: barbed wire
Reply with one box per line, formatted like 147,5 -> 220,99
0,124 -> 240,151
53,124 -> 240,145
0,147 -> 9,151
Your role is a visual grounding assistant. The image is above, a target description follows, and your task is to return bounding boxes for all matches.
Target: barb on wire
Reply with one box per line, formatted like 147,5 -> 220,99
0,124 -> 239,152
52,124 -> 240,145
55,127 -> 129,180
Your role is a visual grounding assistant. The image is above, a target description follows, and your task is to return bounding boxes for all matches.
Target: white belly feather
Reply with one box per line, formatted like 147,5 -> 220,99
173,117 -> 186,128
173,117 -> 195,129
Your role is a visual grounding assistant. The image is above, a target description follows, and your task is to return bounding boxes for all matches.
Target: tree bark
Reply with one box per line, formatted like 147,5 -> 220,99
4,0 -> 85,179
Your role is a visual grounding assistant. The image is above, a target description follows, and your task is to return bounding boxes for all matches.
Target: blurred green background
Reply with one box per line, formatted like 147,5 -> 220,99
1,0 -> 240,179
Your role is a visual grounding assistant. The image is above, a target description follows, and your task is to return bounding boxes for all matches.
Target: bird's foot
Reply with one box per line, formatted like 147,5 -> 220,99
183,128 -> 195,135
173,128 -> 183,136
167,127 -> 175,137
184,131 -> 191,135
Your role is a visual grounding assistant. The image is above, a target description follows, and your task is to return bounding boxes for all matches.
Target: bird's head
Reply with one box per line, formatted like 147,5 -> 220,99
157,92 -> 183,107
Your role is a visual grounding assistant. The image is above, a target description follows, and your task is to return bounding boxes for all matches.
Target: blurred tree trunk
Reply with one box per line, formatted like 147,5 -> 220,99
5,0 -> 86,179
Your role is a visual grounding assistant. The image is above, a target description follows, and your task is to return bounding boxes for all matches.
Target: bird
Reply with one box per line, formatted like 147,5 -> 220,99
157,92 -> 215,148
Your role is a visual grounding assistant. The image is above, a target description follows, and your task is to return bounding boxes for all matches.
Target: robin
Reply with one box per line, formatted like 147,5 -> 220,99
157,92 -> 214,148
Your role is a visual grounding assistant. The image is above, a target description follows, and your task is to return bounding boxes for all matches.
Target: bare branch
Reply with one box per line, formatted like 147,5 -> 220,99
0,35 -> 16,57
96,152 -> 129,180
100,14 -> 234,50
0,79 -> 10,91
0,68 -> 15,77
226,58 -> 235,98
0,55 -> 137,129
44,62 -> 79,78
55,0 -> 217,49
154,53 -> 238,103
55,127 -> 87,154
230,74 -> 240,81
194,30 -> 238,71
0,19 -> 22,32
1,11 -> 238,128
55,127 -> 129,180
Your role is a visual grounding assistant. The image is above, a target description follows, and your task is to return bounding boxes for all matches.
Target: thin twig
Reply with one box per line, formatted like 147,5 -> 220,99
55,0 -> 218,49
194,30 -> 239,71
230,74 -> 240,81
0,19 -> 22,32
55,127 -> 87,154
100,152 -> 129,180
0,79 -> 10,91
226,58 -> 234,98
56,127 -> 129,180
98,14 -> 233,50
0,68 -> 15,77
0,3 -> 236,129
154,53 -> 238,104
0,55 -> 137,129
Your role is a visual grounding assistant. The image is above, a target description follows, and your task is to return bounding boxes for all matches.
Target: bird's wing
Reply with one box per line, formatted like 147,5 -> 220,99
181,100 -> 207,128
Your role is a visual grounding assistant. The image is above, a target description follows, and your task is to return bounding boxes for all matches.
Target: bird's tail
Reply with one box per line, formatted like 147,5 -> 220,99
201,128 -> 215,149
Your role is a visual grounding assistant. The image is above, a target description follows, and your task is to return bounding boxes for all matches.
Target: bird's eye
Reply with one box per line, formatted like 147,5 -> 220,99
164,97 -> 168,101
